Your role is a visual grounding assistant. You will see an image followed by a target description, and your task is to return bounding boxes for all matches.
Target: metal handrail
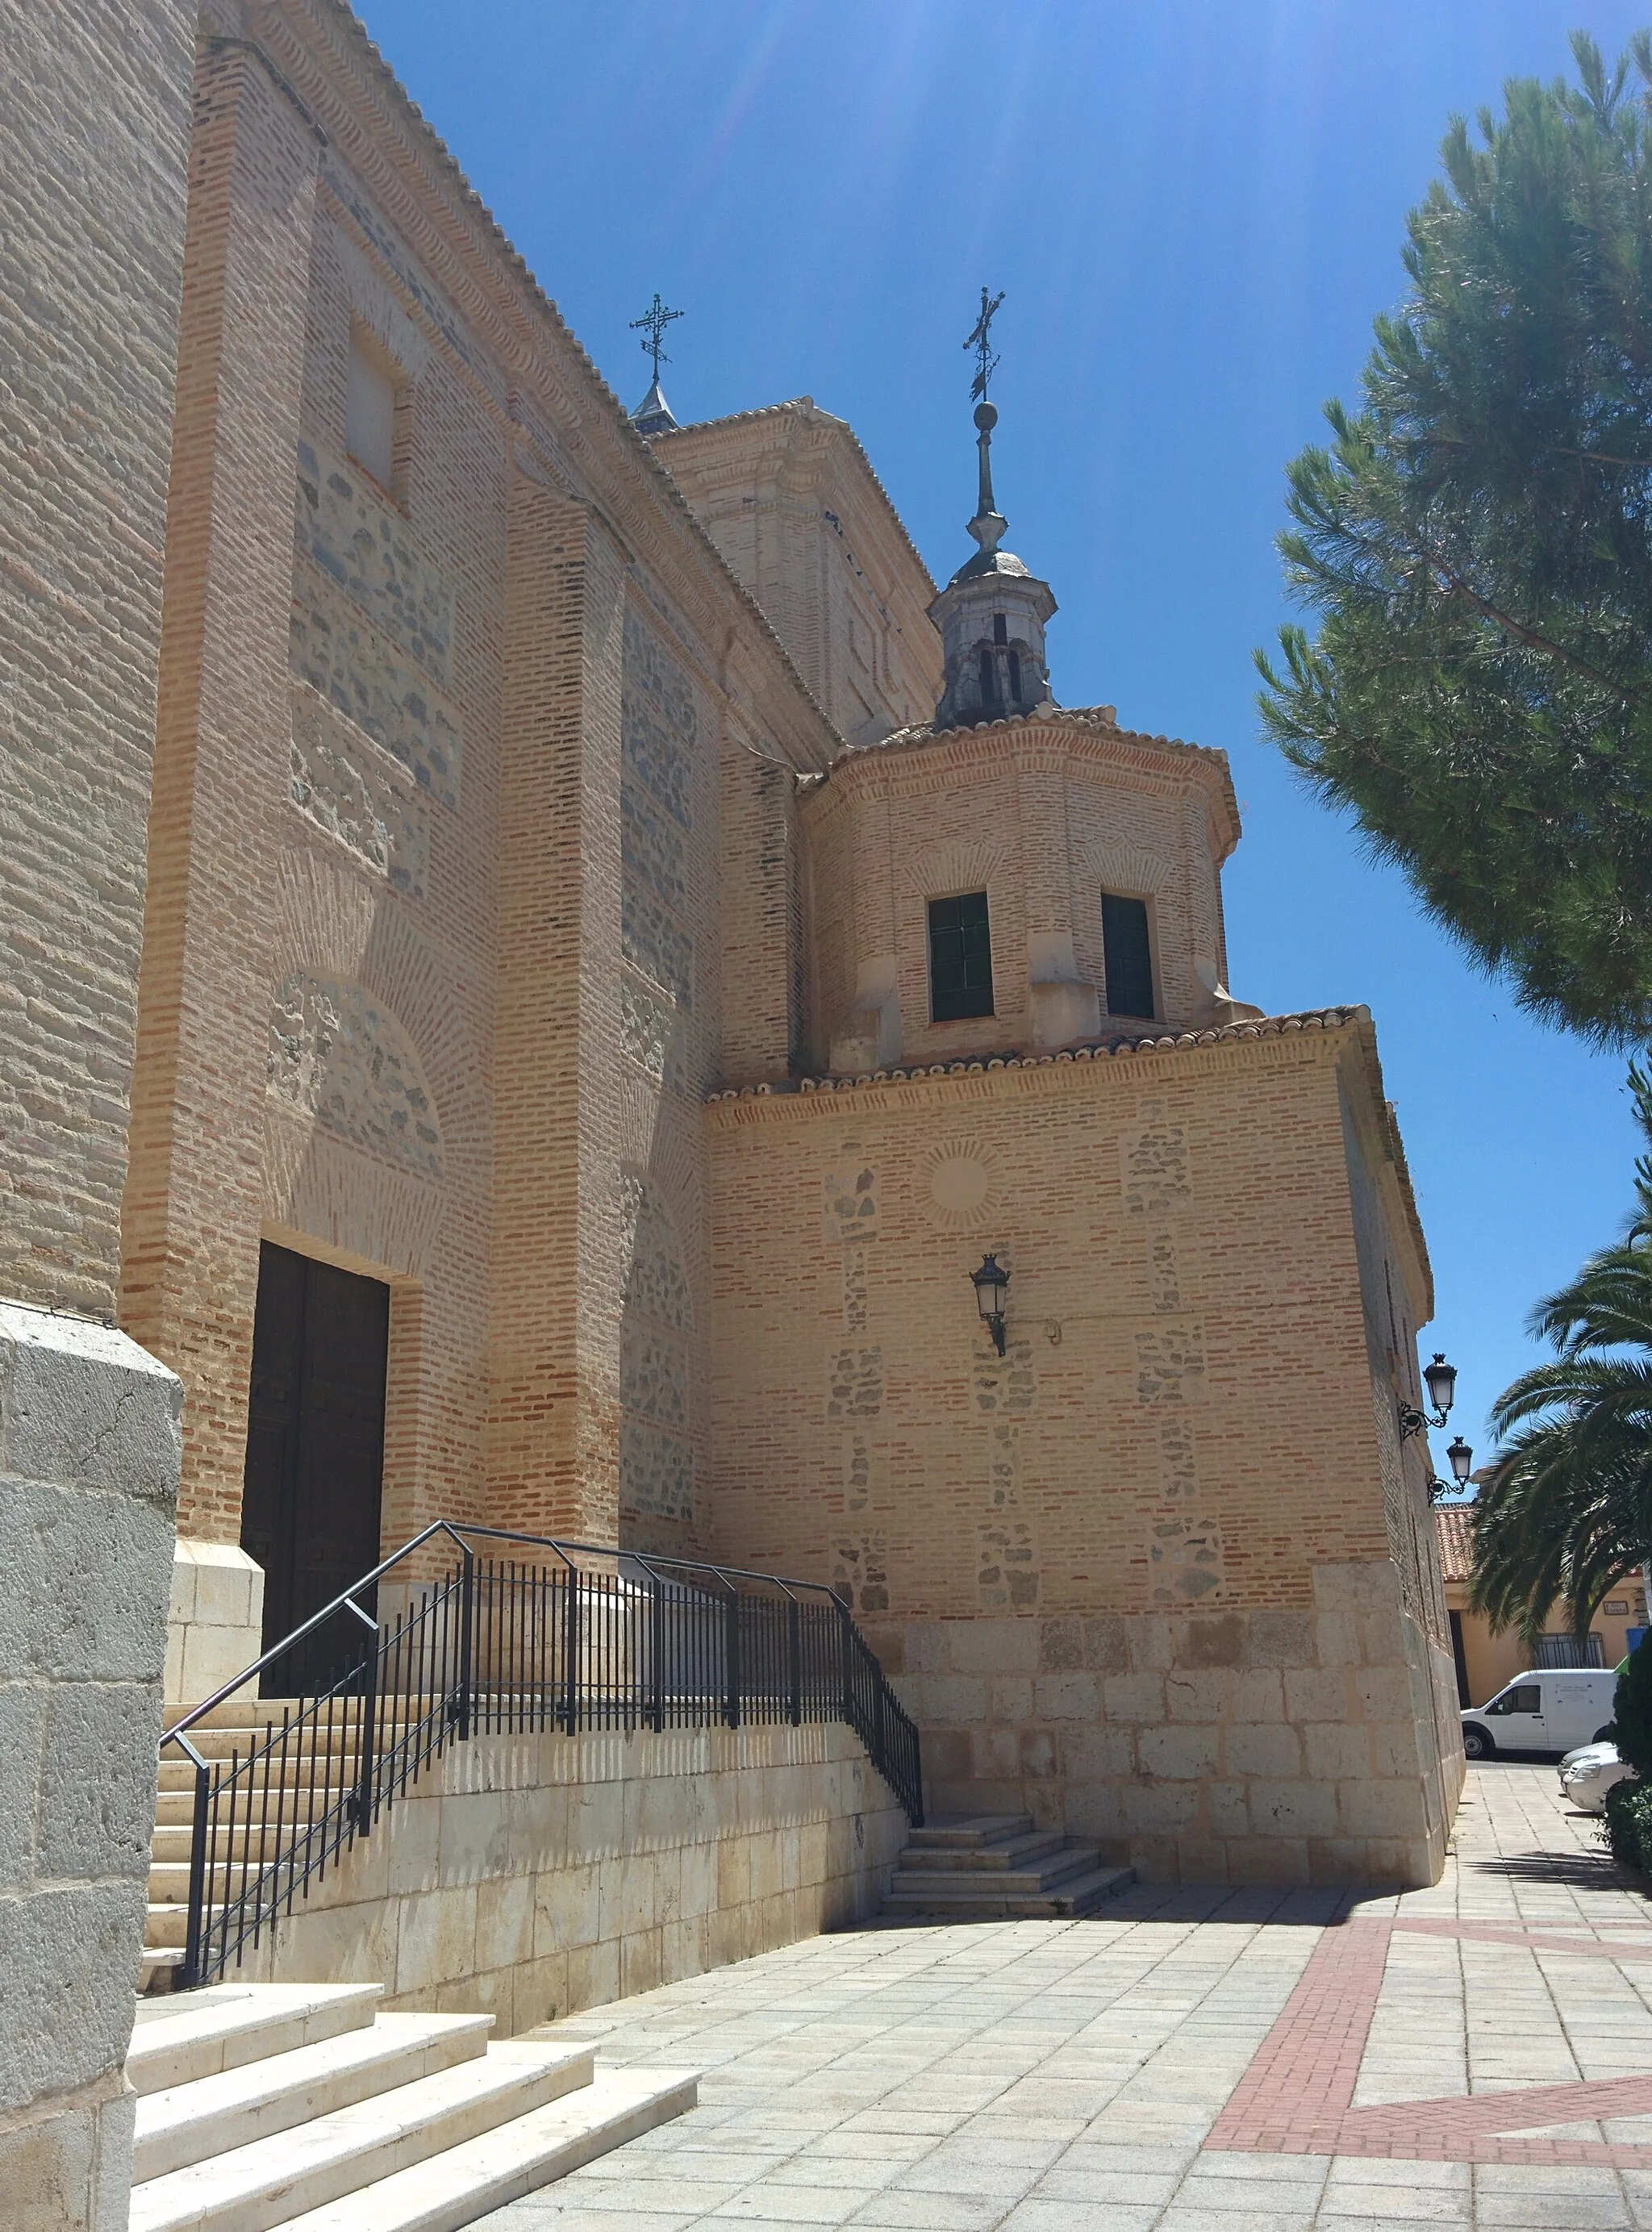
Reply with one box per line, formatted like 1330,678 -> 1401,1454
159,1521 -> 922,1988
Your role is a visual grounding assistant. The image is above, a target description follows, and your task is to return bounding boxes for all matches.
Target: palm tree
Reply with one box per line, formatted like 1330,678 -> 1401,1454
1470,1064 -> 1652,1650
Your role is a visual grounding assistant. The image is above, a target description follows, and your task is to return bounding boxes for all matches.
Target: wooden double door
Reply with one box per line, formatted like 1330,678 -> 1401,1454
240,1241 -> 390,1696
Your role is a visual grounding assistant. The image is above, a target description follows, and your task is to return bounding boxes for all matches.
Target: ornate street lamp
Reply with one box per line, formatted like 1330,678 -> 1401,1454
1427,1435 -> 1475,1507
1396,1351 -> 1475,1503
1400,1353 -> 1458,1441
970,1254 -> 1010,1356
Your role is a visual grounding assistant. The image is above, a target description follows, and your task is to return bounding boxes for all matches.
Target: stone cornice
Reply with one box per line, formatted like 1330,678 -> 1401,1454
244,1 -> 841,776
801,706 -> 1241,859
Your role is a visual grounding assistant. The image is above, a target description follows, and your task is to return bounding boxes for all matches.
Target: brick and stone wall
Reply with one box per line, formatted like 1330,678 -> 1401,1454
0,0 -> 194,1318
799,711 -> 1243,1076
706,1012 -> 1461,1885
657,401 -> 943,749
121,2 -> 841,1583
0,4 -> 194,2223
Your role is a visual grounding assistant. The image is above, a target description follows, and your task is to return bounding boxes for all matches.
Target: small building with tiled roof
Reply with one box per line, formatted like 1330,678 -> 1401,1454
1434,1505 -> 1646,1705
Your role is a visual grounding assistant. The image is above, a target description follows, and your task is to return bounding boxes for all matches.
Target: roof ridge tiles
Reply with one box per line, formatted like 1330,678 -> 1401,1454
706,1005 -> 1370,1102
843,703 -> 1229,770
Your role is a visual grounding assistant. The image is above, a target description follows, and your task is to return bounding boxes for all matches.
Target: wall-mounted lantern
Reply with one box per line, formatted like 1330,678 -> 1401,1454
970,1254 -> 1010,1357
1399,1352 -> 1475,1503
1400,1353 -> 1457,1441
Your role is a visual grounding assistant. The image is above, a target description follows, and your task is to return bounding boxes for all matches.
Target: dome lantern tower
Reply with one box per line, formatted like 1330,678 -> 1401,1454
929,289 -> 1056,731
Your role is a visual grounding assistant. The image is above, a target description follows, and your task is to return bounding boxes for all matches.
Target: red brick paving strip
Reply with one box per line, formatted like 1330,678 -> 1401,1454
1207,1918 -> 1395,2154
1208,1915 -> 1652,2163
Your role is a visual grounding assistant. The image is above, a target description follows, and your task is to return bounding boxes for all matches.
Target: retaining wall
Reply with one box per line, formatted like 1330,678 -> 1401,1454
223,1720 -> 906,2034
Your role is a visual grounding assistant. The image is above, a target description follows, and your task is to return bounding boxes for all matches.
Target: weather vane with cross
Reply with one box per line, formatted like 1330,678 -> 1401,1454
966,285 -> 1006,403
631,291 -> 684,383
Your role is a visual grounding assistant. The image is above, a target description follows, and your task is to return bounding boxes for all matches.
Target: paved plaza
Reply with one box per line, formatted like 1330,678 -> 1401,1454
480,1764 -> 1652,2231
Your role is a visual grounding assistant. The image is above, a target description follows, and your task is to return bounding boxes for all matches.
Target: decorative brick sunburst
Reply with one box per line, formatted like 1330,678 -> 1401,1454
917,1142 -> 1003,1233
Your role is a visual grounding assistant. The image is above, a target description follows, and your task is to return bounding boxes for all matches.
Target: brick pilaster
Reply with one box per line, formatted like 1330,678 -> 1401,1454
121,37 -> 320,1539
487,462 -> 627,1537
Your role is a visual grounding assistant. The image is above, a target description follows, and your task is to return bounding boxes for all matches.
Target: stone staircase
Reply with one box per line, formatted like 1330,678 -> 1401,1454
144,1698 -> 390,1992
881,1813 -> 1134,1921
125,1980 -> 695,2231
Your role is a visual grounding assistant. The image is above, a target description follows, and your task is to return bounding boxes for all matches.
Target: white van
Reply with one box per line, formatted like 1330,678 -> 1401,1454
1460,1669 -> 1619,1761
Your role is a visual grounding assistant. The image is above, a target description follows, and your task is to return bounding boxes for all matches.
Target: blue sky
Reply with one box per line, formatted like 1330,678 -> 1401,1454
364,0 -> 1648,1465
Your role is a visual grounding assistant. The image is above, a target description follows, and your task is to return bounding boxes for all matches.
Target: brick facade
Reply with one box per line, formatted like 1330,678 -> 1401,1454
121,0 -> 837,1571
0,6 -> 194,2218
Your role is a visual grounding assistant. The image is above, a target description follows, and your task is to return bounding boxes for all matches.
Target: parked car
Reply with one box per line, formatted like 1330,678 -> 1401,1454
1558,1743 -> 1634,1813
1460,1668 -> 1619,1760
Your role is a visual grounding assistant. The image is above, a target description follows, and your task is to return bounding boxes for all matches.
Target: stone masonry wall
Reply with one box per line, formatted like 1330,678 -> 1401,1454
227,1721 -> 905,2034
0,0 -> 194,1316
0,1307 -> 182,2230
877,1562 -> 1452,1888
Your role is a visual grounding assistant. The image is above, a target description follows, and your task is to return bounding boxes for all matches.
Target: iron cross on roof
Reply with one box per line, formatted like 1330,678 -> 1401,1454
631,291 -> 684,382
966,286 -> 1005,403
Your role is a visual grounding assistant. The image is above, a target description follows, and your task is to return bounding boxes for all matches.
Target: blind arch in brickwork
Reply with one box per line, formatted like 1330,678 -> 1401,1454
267,970 -> 444,1180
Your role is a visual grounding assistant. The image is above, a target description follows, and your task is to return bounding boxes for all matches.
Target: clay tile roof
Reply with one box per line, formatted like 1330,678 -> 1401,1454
705,1005 -> 1372,1103
1435,1504 -> 1475,1583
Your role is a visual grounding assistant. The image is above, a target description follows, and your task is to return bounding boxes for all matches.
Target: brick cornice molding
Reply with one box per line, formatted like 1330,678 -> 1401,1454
706,1005 -> 1363,1123
809,708 -> 1241,858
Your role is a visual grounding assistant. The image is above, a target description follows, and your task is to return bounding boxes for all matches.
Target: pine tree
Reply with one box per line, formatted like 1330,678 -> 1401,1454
1258,32 -> 1652,1045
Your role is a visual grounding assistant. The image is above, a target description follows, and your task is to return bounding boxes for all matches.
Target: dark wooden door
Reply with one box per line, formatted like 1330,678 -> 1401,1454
241,1241 -> 390,1696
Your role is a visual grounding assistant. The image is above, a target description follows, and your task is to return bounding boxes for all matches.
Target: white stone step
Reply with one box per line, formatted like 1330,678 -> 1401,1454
140,1946 -> 187,1994
159,1758 -> 361,1792
906,1813 -> 1033,1850
132,2012 -> 493,2180
127,1984 -> 383,2096
262,2064 -> 699,2232
890,1841 -> 1103,1898
897,1827 -> 1070,1871
129,2039 -> 596,2232
152,1786 -> 353,1824
882,1860 -> 1135,1921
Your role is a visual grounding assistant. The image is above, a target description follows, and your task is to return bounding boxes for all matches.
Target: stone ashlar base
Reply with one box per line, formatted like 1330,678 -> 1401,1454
0,1300 -> 182,2232
0,2077 -> 137,2232
866,1558 -> 1465,1888
220,1720 -> 907,2034
165,1536 -> 264,1711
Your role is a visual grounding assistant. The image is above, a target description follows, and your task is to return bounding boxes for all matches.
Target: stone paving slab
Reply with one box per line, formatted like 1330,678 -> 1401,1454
478,1764 -> 1652,2229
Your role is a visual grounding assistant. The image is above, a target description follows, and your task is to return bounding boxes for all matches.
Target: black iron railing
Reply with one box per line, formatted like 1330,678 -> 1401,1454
160,1523 -> 922,1988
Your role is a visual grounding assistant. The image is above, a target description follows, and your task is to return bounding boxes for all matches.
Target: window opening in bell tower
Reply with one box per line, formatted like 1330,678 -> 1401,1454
1101,892 -> 1156,1020
928,891 -> 995,1021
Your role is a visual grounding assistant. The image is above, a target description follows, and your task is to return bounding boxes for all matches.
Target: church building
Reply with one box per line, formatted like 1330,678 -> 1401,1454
122,0 -> 1460,1888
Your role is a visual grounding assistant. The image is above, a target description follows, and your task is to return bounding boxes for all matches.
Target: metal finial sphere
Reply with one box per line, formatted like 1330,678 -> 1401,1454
974,401 -> 998,432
